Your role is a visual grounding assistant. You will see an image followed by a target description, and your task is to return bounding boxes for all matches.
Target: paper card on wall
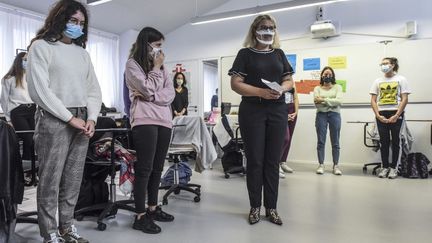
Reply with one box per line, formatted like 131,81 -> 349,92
303,58 -> 321,71
336,80 -> 347,92
328,56 -> 347,69
286,54 -> 297,73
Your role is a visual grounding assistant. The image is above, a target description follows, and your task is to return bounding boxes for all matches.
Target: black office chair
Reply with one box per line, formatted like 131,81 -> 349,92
362,122 -> 381,175
159,125 -> 201,205
74,126 -> 135,231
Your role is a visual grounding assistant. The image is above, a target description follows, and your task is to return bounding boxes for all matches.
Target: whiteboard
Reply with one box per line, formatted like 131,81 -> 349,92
221,39 -> 432,105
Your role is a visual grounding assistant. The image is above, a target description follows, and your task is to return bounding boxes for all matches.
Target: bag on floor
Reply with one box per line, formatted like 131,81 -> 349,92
75,164 -> 110,216
400,152 -> 430,179
160,161 -> 192,187
221,151 -> 243,173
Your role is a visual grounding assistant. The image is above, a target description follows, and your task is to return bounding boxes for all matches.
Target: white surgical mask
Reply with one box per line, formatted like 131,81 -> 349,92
22,60 -> 27,70
381,64 -> 392,73
255,29 -> 275,45
148,43 -> 162,58
176,79 -> 183,86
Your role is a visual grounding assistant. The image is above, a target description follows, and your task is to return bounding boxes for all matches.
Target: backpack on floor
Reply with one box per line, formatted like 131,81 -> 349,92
400,152 -> 430,179
75,164 -> 110,216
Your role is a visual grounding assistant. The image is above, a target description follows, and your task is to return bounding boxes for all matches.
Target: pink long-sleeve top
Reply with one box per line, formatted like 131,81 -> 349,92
125,58 -> 175,129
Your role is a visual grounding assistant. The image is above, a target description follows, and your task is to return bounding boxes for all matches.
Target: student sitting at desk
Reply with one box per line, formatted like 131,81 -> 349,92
313,66 -> 343,176
370,57 -> 410,179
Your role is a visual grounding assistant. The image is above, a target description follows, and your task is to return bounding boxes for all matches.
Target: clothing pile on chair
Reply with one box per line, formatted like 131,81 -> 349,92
90,138 -> 136,196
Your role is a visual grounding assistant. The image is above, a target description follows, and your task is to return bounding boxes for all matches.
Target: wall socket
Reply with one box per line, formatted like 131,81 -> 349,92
406,21 -> 417,37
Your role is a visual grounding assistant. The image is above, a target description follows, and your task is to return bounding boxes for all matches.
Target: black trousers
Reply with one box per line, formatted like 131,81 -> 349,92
376,110 -> 404,169
239,101 -> 288,209
132,125 -> 171,213
10,104 -> 36,160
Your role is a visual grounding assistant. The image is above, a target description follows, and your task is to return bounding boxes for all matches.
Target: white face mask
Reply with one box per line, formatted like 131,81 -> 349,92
148,43 -> 162,58
176,79 -> 183,86
381,64 -> 392,73
255,29 -> 275,45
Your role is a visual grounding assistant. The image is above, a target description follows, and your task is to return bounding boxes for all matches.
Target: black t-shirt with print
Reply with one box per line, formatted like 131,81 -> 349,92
228,48 -> 294,102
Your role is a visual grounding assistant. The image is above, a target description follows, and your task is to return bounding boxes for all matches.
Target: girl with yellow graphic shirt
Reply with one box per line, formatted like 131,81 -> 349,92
370,57 -> 410,179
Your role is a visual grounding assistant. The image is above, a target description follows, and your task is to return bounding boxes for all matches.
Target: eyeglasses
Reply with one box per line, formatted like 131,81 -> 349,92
68,17 -> 85,27
257,25 -> 276,31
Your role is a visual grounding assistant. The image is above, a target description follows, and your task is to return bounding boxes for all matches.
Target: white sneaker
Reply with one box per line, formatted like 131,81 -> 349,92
280,162 -> 294,173
378,168 -> 389,178
316,164 -> 324,175
279,167 -> 286,179
333,165 -> 342,175
388,168 -> 398,179
45,233 -> 64,243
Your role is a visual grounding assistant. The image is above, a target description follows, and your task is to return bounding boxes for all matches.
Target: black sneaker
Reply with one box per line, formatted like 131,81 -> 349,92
248,207 -> 260,225
132,214 -> 161,234
265,208 -> 283,225
149,206 -> 175,222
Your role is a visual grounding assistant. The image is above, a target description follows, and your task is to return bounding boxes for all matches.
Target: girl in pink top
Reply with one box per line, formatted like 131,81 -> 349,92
125,27 -> 175,234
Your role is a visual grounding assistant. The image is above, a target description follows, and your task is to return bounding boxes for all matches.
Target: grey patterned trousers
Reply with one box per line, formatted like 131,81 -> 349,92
34,108 -> 89,240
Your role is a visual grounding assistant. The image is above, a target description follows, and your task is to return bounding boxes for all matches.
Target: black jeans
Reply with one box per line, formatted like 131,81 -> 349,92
10,104 -> 36,160
132,125 -> 171,213
239,100 -> 288,209
376,110 -> 404,169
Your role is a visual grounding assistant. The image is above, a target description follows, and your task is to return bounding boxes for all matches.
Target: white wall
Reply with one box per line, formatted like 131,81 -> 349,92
162,0 -> 432,165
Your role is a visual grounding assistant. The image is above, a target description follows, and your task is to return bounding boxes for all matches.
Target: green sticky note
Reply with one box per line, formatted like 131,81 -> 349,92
336,80 -> 346,92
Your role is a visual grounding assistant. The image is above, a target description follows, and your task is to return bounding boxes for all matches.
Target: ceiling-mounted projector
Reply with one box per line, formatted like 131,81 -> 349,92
310,20 -> 340,39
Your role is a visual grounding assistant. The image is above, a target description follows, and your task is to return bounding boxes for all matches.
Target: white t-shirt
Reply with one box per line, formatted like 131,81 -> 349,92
369,74 -> 411,111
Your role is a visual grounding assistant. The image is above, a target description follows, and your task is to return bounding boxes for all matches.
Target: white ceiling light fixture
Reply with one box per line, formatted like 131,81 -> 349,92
87,0 -> 113,6
191,0 -> 351,25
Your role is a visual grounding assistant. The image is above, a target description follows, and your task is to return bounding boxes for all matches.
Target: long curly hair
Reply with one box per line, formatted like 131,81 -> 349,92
2,52 -> 27,88
29,0 -> 89,49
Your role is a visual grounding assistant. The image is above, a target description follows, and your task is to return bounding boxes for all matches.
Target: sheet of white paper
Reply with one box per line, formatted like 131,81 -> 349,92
261,79 -> 284,93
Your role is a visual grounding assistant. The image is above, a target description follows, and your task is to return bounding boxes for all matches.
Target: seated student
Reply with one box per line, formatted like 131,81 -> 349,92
1,52 -> 35,161
313,66 -> 343,176
370,57 -> 410,179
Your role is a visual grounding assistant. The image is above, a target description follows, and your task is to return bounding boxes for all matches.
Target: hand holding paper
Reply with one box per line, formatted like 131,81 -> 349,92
261,78 -> 284,94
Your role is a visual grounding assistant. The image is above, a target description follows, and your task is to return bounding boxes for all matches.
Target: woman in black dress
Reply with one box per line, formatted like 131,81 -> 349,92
171,72 -> 188,117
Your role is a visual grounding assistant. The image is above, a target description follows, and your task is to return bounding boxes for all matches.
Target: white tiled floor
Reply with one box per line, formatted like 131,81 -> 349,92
14,161 -> 432,243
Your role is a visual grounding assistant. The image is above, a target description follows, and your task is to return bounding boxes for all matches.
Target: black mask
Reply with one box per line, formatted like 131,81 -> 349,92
322,76 -> 335,84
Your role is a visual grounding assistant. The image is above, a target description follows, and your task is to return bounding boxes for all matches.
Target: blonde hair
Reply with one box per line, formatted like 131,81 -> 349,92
243,14 -> 280,49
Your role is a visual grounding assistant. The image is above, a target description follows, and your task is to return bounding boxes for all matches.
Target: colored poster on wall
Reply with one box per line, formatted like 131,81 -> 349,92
336,80 -> 347,92
303,58 -> 321,71
328,56 -> 347,69
286,54 -> 297,73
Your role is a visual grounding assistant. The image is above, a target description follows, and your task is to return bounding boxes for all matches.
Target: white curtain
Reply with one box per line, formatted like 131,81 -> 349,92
87,32 -> 120,108
0,4 -> 120,112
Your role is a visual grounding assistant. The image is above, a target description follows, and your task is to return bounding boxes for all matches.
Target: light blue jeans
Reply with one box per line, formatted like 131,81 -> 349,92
315,111 -> 341,165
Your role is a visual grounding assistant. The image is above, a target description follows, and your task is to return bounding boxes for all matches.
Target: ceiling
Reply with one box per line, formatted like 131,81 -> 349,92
0,0 -> 230,34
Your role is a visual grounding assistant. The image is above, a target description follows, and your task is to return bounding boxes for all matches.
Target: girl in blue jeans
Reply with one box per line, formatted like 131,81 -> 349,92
313,66 -> 343,175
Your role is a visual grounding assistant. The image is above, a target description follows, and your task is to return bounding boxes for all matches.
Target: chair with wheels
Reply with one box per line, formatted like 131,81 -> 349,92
159,125 -> 201,205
